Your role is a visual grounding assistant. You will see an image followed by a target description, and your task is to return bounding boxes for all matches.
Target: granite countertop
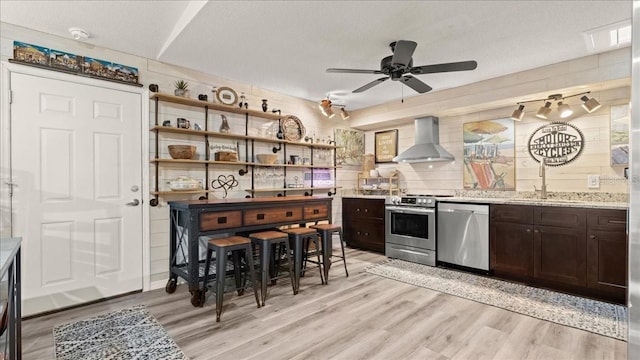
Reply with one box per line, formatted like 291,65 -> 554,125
437,196 -> 627,210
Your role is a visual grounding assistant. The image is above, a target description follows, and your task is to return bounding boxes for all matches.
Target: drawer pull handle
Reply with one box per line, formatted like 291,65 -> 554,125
356,208 -> 361,212
217,217 -> 227,224
286,211 -> 293,217
257,213 -> 265,220
590,235 -> 597,240
313,209 -> 320,214
364,209 -> 368,212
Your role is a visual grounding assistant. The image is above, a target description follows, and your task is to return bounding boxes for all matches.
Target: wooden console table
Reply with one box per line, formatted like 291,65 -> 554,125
167,196 -> 332,306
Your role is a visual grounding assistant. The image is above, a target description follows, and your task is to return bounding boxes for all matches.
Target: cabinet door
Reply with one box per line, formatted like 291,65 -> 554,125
534,225 -> 587,286
587,209 -> 627,297
343,220 -> 385,253
490,222 -> 533,277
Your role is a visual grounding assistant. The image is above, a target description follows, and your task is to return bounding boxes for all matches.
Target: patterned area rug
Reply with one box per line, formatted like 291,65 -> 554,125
367,259 -> 628,341
53,305 -> 188,359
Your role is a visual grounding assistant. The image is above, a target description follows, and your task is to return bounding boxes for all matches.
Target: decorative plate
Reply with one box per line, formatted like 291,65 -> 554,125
216,87 -> 237,106
281,115 -> 306,141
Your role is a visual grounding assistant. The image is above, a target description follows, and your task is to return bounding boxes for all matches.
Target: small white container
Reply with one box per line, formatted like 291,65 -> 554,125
369,169 -> 379,177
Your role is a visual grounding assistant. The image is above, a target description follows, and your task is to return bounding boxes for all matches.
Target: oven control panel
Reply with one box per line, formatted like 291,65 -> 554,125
386,195 -> 436,207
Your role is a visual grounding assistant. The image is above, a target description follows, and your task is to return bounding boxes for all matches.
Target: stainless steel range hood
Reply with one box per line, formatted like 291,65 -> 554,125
392,116 -> 455,163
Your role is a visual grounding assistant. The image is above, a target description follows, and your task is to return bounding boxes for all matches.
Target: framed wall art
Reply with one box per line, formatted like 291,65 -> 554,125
610,104 -> 629,166
463,118 -> 515,190
334,128 -> 364,166
374,129 -> 398,163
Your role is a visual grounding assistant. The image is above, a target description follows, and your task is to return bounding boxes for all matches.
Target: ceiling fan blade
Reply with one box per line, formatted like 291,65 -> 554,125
391,40 -> 417,67
353,77 -> 389,93
326,68 -> 384,74
401,75 -> 432,94
410,60 -> 478,74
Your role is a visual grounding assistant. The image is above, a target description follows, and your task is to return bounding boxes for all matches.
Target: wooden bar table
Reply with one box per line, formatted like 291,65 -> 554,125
166,196 -> 332,306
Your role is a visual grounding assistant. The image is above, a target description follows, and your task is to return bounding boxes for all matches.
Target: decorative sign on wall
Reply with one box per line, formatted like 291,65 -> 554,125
610,104 -> 629,166
462,119 -> 515,190
374,129 -> 398,163
528,122 -> 584,166
334,128 -> 364,166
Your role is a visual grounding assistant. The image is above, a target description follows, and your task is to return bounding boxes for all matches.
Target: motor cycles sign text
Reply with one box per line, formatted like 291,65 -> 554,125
528,122 -> 584,166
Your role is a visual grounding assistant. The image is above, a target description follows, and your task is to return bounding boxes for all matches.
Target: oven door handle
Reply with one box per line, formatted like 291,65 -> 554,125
385,206 -> 435,214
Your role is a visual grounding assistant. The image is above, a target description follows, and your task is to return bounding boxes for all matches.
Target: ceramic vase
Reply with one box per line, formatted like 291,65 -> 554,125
262,99 -> 268,112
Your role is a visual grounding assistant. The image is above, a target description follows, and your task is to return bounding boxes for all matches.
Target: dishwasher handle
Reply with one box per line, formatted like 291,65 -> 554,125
438,203 -> 489,215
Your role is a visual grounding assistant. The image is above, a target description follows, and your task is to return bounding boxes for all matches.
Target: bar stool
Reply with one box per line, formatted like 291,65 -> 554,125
309,224 -> 348,283
200,236 -> 260,322
281,227 -> 324,293
249,230 -> 296,305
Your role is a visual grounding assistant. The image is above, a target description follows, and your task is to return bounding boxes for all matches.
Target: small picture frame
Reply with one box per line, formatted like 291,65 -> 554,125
13,41 -> 49,66
49,49 -> 80,71
375,129 -> 398,163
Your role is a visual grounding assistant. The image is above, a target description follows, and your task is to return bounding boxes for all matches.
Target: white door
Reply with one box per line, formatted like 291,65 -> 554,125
10,72 -> 143,316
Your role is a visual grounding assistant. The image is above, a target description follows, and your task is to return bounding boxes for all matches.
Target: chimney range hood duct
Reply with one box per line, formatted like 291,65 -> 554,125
392,116 -> 455,163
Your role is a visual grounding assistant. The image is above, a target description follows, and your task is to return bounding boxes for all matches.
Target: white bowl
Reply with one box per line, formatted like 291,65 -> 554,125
361,184 -> 374,190
168,176 -> 201,191
377,167 -> 396,178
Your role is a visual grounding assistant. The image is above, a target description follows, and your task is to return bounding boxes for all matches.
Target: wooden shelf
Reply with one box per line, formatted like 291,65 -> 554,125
245,186 -> 341,193
150,189 -> 213,196
150,125 -> 340,149
152,93 -> 282,120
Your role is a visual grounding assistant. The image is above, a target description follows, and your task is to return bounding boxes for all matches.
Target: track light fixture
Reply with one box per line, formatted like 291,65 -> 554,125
512,91 -> 600,121
318,98 -> 335,118
340,107 -> 350,120
580,95 -> 601,113
557,102 -> 573,118
510,104 -> 525,121
536,101 -> 553,119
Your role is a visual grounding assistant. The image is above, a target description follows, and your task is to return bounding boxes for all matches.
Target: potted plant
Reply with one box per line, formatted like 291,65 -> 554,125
174,80 -> 189,97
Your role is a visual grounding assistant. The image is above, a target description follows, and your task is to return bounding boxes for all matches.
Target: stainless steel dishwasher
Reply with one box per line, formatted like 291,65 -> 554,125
437,202 -> 489,272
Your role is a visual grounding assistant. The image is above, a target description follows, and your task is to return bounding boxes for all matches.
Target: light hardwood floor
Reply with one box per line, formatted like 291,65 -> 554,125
23,248 -> 627,359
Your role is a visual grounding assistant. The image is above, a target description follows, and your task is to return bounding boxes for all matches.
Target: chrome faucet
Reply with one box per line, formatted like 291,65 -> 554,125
534,158 -> 547,199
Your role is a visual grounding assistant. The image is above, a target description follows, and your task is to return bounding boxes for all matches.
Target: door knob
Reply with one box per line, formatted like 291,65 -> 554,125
126,199 -> 140,206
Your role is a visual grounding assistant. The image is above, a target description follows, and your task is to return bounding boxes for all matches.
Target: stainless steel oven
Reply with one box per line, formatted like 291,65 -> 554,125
385,195 -> 438,266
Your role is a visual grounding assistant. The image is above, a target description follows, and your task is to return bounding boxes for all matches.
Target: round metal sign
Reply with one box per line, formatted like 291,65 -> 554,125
527,122 -> 584,167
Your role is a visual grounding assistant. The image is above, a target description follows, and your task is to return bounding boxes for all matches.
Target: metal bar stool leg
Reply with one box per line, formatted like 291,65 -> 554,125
215,248 -> 227,322
338,229 -> 349,277
310,234 -> 325,284
200,247 -> 214,307
243,245 -> 261,308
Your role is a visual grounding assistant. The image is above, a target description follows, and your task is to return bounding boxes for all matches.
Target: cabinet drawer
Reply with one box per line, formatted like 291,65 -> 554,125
344,220 -> 385,252
534,206 -> 586,228
342,198 -> 385,219
490,204 -> 533,224
304,203 -> 329,220
587,209 -> 627,231
244,206 -> 303,226
200,210 -> 242,231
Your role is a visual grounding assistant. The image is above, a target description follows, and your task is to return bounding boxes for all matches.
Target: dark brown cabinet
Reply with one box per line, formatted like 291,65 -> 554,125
587,209 -> 628,303
490,205 -> 533,278
490,204 -> 627,304
342,197 -> 385,253
533,207 -> 587,287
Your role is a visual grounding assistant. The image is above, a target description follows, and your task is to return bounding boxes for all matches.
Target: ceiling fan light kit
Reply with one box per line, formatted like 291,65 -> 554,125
514,91 -> 600,121
326,40 -> 477,95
